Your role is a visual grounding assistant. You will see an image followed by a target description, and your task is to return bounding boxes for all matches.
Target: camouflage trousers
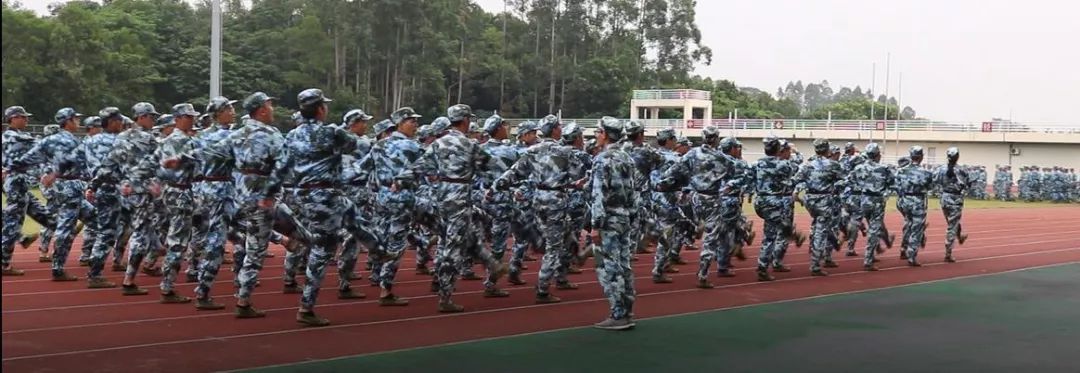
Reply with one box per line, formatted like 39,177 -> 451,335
38,185 -> 60,256
897,195 -> 928,263
805,194 -> 838,271
436,184 -> 501,302
371,188 -> 415,291
2,175 -> 53,266
235,200 -> 274,303
88,184 -> 123,280
566,194 -> 591,266
628,193 -> 653,253
122,193 -> 161,280
111,204 -> 133,267
940,193 -> 965,258
860,195 -> 887,266
534,190 -> 573,295
191,182 -> 235,299
754,195 -> 795,271
483,199 -> 514,261
294,189 -> 346,310
339,195 -> 378,292
594,214 -> 635,320
694,194 -> 740,279
993,181 -> 1011,201
48,180 -> 94,276
508,202 -> 542,276
159,185 -> 195,293
842,193 -> 864,254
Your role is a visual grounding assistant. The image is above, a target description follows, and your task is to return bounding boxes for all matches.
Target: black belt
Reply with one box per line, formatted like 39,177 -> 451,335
805,190 -> 833,195
57,175 -> 84,181
297,182 -> 334,189
858,192 -> 884,197
536,185 -> 566,191
239,169 -> 270,176
694,189 -> 717,195
166,183 -> 193,189
199,175 -> 231,182
757,193 -> 789,196
439,177 -> 472,184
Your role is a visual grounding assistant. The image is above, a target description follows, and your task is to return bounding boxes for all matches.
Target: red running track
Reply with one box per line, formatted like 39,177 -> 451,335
3,206 -> 1079,372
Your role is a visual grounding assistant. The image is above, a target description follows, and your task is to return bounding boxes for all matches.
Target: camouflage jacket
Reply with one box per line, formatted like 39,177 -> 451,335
156,130 -> 201,185
793,155 -> 845,194
370,131 -> 425,189
221,117 -> 289,202
195,123 -> 235,180
590,143 -> 641,224
932,164 -> 970,195
847,159 -> 895,196
84,132 -> 125,188
656,144 -> 734,195
113,126 -> 160,192
2,128 -> 39,177
494,138 -> 579,191
753,155 -> 798,196
894,163 -> 933,196
284,118 -> 357,187
11,130 -> 87,180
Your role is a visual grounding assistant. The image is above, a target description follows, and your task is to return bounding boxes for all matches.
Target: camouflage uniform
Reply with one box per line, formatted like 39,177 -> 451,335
113,103 -> 164,291
227,93 -> 290,308
993,165 -> 1012,201
752,137 -> 801,278
369,108 -> 425,292
494,117 -> 582,299
932,148 -> 968,261
656,126 -> 736,284
646,128 -> 683,280
894,147 -> 933,265
846,143 -> 894,268
839,144 -> 866,256
190,98 -> 240,302
563,122 -> 593,270
285,89 -> 359,315
506,122 -> 543,280
420,104 -> 508,306
84,108 -> 133,285
156,104 -> 203,297
338,109 -> 378,290
2,107 -> 54,271
621,121 -> 663,254
589,118 -> 639,328
477,115 -> 517,261
792,139 -> 845,273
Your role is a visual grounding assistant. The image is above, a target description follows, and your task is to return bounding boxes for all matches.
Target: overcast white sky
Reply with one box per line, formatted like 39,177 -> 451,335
17,0 -> 1080,123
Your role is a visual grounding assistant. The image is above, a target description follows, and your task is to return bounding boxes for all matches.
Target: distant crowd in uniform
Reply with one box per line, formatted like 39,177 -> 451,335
3,92 -> 1077,331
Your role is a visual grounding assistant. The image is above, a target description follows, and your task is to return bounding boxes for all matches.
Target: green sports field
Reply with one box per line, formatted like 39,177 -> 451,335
248,263 -> 1080,373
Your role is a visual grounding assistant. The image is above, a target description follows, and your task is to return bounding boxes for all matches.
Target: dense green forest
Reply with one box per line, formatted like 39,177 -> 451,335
2,0 -> 913,124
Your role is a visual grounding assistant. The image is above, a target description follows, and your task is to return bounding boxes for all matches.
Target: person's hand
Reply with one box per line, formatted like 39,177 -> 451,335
84,188 -> 95,203
121,183 -> 133,196
40,173 -> 57,188
591,230 -> 601,246
162,158 -> 180,169
258,198 -> 274,210
149,182 -> 162,197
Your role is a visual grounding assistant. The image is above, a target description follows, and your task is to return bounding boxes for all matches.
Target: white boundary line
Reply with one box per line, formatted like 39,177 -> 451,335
3,247 -> 1077,362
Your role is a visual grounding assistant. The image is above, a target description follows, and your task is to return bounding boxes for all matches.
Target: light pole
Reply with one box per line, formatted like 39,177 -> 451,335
210,0 -> 222,98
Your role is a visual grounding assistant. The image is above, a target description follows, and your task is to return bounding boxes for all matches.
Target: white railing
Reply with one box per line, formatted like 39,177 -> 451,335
631,89 -> 711,101
501,118 -> 1080,134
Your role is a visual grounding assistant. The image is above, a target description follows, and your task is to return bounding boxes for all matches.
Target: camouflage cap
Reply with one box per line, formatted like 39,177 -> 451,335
702,125 -> 720,138
99,107 -> 123,121
844,141 -> 856,151
561,121 -> 583,142
196,113 -> 210,129
762,136 -> 782,153
297,88 -> 332,108
812,138 -> 830,153
864,142 -> 882,156
624,120 -> 644,136
343,109 -> 374,124
468,121 -> 482,134
538,114 -> 560,137
656,127 -> 676,142
897,156 -> 911,168
291,111 -> 302,124
390,107 -> 422,125
242,92 -> 277,114
131,102 -> 160,118
152,114 -> 175,130
3,106 -> 32,122
779,139 -> 792,150
43,124 -> 61,136
829,144 -> 841,154
598,116 -> 624,141
516,121 -> 539,137
122,115 -> 134,127
82,116 -> 102,128
373,119 -> 396,134
417,124 -> 433,139
676,136 -> 692,146
430,116 -> 451,134
171,103 -> 200,117
909,145 -> 924,157
205,96 -> 238,114
482,114 -> 505,135
720,137 -> 742,152
946,146 -> 960,159
54,108 -> 85,124
447,104 -> 477,122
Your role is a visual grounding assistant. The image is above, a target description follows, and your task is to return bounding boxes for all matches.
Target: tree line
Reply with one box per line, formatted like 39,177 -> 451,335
2,0 -> 916,125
